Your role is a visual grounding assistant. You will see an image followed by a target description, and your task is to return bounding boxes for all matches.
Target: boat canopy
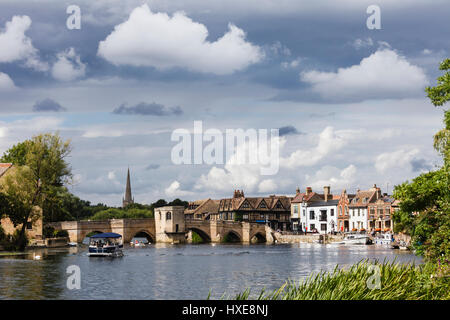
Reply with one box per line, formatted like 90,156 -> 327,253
90,232 -> 122,239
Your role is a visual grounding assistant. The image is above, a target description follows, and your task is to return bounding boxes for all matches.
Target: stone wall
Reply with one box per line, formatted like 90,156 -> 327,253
274,233 -> 344,244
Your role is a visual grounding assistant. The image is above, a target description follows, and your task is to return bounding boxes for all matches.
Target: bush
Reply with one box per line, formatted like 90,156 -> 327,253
43,226 -> 55,238
0,229 -> 29,251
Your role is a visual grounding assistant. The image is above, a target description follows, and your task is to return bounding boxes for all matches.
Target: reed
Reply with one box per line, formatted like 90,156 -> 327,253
232,260 -> 450,300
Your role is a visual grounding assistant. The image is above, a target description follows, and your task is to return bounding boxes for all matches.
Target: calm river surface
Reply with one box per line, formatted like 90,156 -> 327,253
0,243 -> 422,299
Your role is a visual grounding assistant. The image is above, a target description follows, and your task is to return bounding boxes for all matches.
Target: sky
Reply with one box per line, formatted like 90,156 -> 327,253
0,0 -> 448,206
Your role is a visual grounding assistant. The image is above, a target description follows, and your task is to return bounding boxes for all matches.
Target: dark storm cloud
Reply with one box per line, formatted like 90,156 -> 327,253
112,102 -> 183,116
32,98 -> 66,112
410,158 -> 432,172
279,125 -> 304,136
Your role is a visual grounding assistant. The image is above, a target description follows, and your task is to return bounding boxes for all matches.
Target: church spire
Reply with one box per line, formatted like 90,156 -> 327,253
123,167 -> 134,207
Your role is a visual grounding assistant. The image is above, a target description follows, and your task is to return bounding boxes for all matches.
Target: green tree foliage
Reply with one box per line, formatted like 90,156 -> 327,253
393,59 -> 450,262
0,133 -> 71,250
90,207 -> 154,220
0,141 -> 28,166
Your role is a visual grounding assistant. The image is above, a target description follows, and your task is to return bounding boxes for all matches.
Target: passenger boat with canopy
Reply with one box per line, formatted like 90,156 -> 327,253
87,232 -> 124,257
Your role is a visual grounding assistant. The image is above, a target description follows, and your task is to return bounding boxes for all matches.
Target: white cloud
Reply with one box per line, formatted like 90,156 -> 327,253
0,15 -> 48,71
0,72 -> 16,91
352,37 -> 374,49
165,180 -> 193,198
282,126 -> 359,168
52,48 -> 86,81
305,164 -> 357,191
107,171 -> 116,180
301,49 -> 428,101
258,179 -> 277,193
97,4 -> 263,75
375,148 -> 420,173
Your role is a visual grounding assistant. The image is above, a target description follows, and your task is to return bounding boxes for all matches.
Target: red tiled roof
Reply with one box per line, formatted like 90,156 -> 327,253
0,163 -> 13,178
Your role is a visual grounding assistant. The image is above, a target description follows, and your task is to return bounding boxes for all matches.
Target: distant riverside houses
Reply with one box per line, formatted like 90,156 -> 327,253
0,163 -> 43,242
347,184 -> 399,233
184,190 -> 292,231
291,186 -> 340,234
292,184 -> 398,234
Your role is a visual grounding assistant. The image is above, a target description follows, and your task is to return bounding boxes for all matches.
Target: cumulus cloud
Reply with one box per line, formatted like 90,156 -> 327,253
282,126 -> 359,168
300,49 -> 428,102
97,4 -> 263,74
165,181 -> 193,198
258,179 -> 277,193
305,164 -> 357,191
375,148 -> 420,173
0,15 -> 48,71
32,98 -> 66,112
51,48 -> 86,81
0,72 -> 16,91
112,102 -> 183,116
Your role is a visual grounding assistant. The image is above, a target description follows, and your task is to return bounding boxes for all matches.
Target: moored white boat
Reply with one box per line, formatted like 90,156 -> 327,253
87,232 -> 124,257
342,233 -> 371,245
374,233 -> 394,245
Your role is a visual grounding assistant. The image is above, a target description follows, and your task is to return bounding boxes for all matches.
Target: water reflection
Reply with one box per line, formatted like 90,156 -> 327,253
0,244 -> 421,299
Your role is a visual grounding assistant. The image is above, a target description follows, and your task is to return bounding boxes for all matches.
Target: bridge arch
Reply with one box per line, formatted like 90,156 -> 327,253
132,230 -> 155,243
250,232 -> 266,244
188,228 -> 211,243
223,230 -> 241,243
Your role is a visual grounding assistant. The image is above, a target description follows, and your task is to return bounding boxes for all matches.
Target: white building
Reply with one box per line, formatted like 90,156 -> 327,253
303,199 -> 339,234
349,207 -> 368,231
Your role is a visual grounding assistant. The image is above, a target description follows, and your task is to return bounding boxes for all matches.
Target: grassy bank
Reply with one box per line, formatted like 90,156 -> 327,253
231,260 -> 449,300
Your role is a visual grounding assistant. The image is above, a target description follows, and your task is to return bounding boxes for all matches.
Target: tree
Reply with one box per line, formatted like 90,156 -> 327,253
0,133 -> 71,250
0,141 -> 29,166
393,59 -> 450,261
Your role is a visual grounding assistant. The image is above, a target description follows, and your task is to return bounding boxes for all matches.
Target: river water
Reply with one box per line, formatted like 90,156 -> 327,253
0,243 -> 422,300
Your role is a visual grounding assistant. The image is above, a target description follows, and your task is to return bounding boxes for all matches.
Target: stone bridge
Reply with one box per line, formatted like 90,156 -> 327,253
48,218 -> 156,244
49,218 -> 275,244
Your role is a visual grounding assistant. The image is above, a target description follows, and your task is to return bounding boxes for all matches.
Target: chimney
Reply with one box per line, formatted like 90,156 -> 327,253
323,186 -> 330,202
306,187 -> 312,195
296,187 -> 300,195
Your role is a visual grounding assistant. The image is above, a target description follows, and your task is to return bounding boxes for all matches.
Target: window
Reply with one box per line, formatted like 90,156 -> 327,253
310,224 -> 315,231
243,214 -> 248,220
309,211 -> 315,220
166,212 -> 172,220
260,214 -> 264,219
358,209 -> 360,216
293,205 -> 299,214
242,201 -> 250,208
370,207 -> 375,216
320,210 -> 327,221
303,209 -> 306,216
321,224 -> 327,231
275,201 -> 283,209
259,201 -> 267,208
331,209 -> 334,216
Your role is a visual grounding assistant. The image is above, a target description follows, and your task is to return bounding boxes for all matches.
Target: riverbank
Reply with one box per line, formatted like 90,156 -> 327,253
233,260 -> 450,300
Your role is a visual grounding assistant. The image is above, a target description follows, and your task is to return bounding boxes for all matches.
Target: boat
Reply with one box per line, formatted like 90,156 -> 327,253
341,233 -> 371,245
130,237 -> 149,247
87,232 -> 124,257
374,233 -> 394,245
